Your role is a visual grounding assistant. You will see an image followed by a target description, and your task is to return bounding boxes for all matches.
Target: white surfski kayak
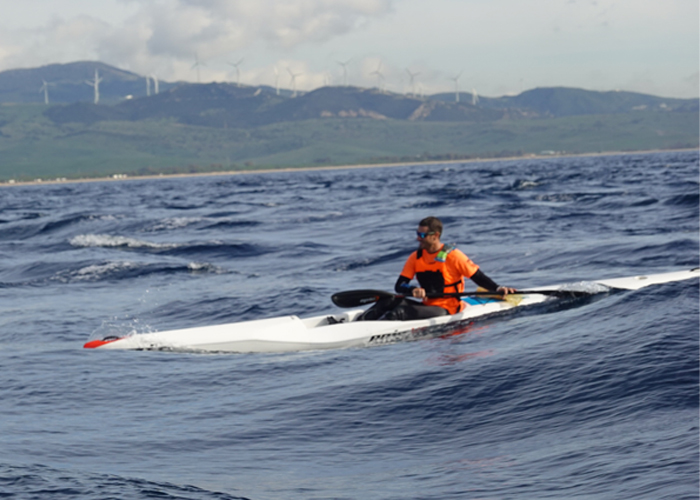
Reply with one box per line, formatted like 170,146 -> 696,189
84,268 -> 699,353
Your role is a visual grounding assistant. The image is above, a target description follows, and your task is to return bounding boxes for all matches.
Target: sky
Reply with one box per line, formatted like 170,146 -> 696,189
0,0 -> 698,98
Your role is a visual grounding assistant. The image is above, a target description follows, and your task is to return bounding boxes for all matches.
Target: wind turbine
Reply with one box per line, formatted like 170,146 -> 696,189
192,53 -> 205,83
371,62 -> 385,92
336,58 -> 351,86
405,68 -> 420,96
472,88 -> 479,106
274,66 -> 280,95
146,75 -> 151,96
150,74 -> 159,94
39,80 -> 54,105
287,68 -> 301,97
450,72 -> 462,103
229,58 -> 244,87
85,69 -> 103,104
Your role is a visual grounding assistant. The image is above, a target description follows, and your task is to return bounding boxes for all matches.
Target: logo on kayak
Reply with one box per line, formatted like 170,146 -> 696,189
369,329 -> 419,344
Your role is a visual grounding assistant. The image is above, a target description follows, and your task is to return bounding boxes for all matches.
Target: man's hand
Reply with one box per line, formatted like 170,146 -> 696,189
497,286 -> 517,295
412,287 -> 427,299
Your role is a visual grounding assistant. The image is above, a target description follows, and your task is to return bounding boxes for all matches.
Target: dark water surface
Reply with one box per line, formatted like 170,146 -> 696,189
1,151 -> 698,499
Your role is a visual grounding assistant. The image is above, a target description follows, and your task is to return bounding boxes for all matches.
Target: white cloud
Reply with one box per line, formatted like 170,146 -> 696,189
0,0 -> 394,68
0,0 -> 696,97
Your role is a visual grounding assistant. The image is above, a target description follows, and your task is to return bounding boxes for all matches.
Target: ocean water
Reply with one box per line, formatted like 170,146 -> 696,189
0,151 -> 698,500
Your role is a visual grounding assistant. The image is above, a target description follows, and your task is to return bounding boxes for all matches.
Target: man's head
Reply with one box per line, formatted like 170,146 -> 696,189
416,216 -> 442,251
418,216 -> 442,236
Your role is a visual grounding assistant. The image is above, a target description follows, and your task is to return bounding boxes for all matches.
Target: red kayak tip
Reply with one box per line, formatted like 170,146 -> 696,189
83,338 -> 121,349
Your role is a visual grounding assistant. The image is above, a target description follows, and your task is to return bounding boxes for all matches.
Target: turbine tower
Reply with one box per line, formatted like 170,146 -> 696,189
85,69 -> 103,104
229,58 -> 244,87
287,68 -> 301,98
405,68 -> 420,96
336,58 -> 351,86
472,88 -> 479,106
371,62 -> 385,92
146,75 -> 151,96
274,66 -> 280,95
150,74 -> 159,94
39,80 -> 54,105
450,71 -> 462,103
192,53 -> 205,83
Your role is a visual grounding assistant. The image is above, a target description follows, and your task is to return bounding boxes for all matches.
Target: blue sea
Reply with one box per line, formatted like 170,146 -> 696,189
0,151 -> 698,500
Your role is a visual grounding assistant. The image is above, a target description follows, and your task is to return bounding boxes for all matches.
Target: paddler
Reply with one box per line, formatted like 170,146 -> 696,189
358,216 -> 516,321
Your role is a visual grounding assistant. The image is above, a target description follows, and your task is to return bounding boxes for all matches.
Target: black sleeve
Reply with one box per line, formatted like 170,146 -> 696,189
470,269 -> 499,292
395,275 -> 415,295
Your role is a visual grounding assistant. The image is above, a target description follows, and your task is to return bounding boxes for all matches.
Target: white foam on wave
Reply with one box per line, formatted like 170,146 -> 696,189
187,262 -> 227,274
149,217 -> 203,231
70,234 -> 179,250
87,214 -> 120,221
292,211 -> 344,223
54,261 -> 141,282
88,317 -> 156,342
515,180 -> 541,189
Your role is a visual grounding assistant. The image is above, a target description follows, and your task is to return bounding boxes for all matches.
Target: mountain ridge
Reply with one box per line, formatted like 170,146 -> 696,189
2,61 -> 696,124
0,61 -> 697,182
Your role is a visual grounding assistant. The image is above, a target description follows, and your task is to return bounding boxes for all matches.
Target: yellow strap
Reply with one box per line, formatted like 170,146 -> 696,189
475,287 -> 523,306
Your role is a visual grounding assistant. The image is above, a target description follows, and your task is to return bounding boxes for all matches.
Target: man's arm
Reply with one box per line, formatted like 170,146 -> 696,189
469,269 -> 500,291
395,275 -> 415,295
470,269 -> 516,295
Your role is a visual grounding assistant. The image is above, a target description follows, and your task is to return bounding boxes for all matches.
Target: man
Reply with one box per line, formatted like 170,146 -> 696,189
358,216 -> 515,321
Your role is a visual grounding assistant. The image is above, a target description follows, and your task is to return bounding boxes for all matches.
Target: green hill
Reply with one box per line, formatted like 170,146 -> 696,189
432,87 -> 697,117
0,101 -> 696,182
0,62 -> 697,183
0,61 -> 182,105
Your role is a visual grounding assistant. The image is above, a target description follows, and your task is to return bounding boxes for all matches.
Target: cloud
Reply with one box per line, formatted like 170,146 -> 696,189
0,0 -> 394,79
0,0 -> 696,97
121,0 -> 394,57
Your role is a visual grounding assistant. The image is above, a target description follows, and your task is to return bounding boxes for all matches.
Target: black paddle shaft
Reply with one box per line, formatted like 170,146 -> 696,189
331,288 -> 592,308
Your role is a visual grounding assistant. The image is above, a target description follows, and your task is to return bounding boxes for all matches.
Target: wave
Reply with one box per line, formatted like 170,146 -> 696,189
140,213 -> 260,232
511,179 -> 542,190
0,214 -> 122,241
69,234 -> 267,259
165,242 -> 264,258
199,219 -> 262,230
51,261 -> 228,283
0,463 -> 251,500
146,217 -> 204,232
69,234 -> 180,250
329,248 -> 409,272
0,260 -> 229,286
663,192 -> 700,207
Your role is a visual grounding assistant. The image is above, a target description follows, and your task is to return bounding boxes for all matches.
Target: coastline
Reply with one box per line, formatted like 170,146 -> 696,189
1,147 -> 697,188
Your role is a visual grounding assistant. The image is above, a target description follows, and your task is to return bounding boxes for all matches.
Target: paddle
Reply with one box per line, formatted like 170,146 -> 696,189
331,288 -> 591,308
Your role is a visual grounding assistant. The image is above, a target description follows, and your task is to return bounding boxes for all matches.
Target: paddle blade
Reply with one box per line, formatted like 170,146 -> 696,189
331,289 -> 395,308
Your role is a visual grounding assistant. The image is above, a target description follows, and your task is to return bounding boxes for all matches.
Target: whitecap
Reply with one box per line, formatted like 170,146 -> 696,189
513,179 -> 540,190
148,217 -> 203,231
187,262 -> 227,274
53,261 -> 141,282
87,317 -> 155,342
69,234 -> 179,250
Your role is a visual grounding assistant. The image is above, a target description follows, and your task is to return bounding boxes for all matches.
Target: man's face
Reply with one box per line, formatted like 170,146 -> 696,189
416,225 -> 439,249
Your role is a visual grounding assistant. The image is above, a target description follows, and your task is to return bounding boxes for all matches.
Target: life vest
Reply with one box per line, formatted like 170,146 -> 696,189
415,244 -> 466,314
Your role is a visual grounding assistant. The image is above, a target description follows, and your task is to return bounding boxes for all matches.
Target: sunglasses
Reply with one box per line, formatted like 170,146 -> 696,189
416,231 -> 436,239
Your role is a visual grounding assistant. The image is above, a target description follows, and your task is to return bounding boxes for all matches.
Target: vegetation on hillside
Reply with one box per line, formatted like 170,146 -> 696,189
0,62 -> 697,182
0,102 -> 696,182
